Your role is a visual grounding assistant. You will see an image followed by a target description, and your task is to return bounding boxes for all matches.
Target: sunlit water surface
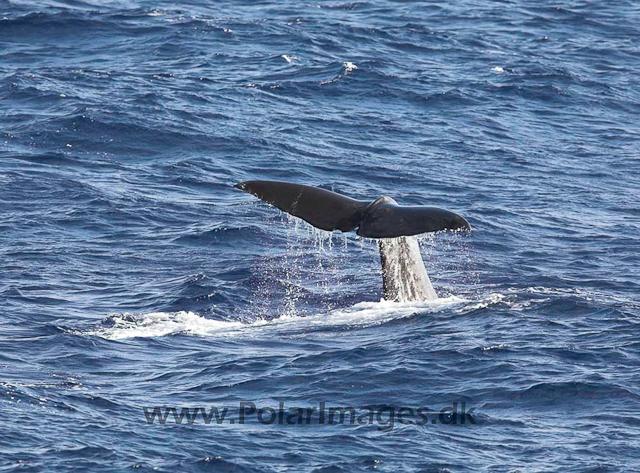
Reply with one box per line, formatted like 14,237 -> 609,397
1,0 -> 639,471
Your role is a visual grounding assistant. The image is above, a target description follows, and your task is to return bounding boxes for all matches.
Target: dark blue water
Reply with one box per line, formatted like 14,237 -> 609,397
2,0 -> 640,471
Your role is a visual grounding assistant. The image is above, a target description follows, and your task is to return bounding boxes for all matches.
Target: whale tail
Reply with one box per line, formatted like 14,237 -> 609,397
235,180 -> 470,302
235,180 -> 470,237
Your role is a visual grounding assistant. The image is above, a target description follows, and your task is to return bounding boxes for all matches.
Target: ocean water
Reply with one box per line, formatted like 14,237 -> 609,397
1,0 -> 640,471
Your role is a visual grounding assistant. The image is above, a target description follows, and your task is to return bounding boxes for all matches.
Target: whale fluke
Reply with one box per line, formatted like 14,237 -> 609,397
235,180 -> 367,233
235,180 -> 470,238
235,180 -> 470,302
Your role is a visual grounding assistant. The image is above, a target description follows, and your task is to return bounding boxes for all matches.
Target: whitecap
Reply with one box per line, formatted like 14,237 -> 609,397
482,344 -> 508,351
344,61 -> 358,72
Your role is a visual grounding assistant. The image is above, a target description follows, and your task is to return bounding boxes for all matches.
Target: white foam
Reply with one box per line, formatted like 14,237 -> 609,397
454,293 -> 505,312
84,297 -> 469,341
522,286 -> 638,306
491,66 -> 505,73
320,62 -> 359,85
344,61 -> 358,72
85,311 -> 253,340
482,344 -> 507,351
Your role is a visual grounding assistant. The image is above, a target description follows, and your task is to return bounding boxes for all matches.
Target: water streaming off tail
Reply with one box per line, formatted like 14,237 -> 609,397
415,231 -> 479,299
248,215 -> 476,314
249,214 -> 372,319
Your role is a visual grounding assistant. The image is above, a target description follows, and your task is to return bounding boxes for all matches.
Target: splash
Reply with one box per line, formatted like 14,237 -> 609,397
82,296 -> 470,341
250,214 -> 356,319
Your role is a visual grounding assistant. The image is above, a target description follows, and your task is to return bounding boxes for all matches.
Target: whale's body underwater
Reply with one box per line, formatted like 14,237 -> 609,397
235,180 -> 470,302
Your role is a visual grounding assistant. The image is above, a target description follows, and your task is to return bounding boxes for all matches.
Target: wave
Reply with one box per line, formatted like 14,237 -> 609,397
515,381 -> 639,401
0,10 -> 168,39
